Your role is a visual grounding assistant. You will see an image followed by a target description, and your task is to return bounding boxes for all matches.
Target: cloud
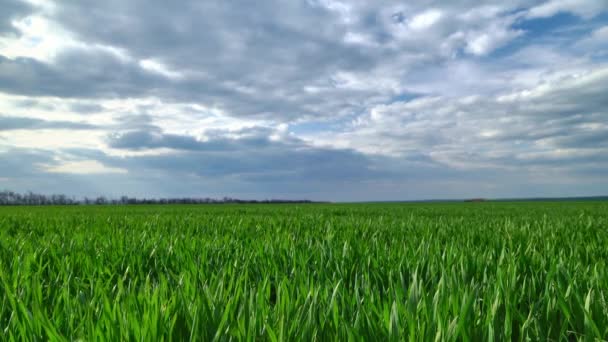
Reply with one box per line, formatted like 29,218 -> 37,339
106,128 -> 279,152
43,159 -> 127,174
69,103 -> 106,114
0,148 -> 54,178
0,0 -> 33,35
575,25 -> 608,53
0,49 -> 167,98
464,24 -> 523,56
321,66 -> 608,178
0,0 -> 538,120
527,0 -> 608,19
0,0 -> 607,200
408,9 -> 443,30
103,125 -> 387,182
0,115 -> 97,130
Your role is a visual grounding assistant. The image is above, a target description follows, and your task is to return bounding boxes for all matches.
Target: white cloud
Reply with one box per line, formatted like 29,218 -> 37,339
592,26 -> 608,40
464,19 -> 522,56
465,30 -> 516,55
527,0 -> 608,19
575,25 -> 608,52
0,15 -> 73,61
408,9 -> 443,30
139,58 -> 183,79
42,159 -> 127,174
304,66 -> 608,173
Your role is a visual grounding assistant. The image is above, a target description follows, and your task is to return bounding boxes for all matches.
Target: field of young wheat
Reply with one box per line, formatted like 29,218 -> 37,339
1,202 -> 607,340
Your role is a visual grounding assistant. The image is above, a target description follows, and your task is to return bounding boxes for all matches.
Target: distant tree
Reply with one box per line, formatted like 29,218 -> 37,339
0,190 -> 318,206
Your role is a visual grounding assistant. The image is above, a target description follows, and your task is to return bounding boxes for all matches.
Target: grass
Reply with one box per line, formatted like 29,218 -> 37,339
1,202 -> 607,340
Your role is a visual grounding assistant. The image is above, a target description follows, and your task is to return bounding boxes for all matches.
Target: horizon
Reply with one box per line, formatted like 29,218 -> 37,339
1,189 -> 607,204
1,0 -> 608,201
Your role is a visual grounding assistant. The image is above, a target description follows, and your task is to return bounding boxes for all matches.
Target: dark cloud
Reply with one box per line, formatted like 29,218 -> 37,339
113,148 -> 381,182
106,126 -> 292,151
551,130 -> 608,149
0,148 -> 55,178
0,0 -> 33,35
0,51 -> 166,99
3,143 -> 606,201
107,129 -> 207,151
13,98 -> 56,111
112,132 -> 204,151
0,148 -> 153,198
69,103 -> 105,114
109,114 -> 160,131
103,126 -> 384,181
54,1 -> 369,71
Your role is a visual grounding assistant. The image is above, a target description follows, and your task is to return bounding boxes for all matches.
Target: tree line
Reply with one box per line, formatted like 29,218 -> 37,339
0,190 -> 317,206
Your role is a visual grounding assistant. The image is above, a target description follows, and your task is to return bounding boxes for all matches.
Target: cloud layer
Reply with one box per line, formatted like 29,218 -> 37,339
0,0 -> 607,200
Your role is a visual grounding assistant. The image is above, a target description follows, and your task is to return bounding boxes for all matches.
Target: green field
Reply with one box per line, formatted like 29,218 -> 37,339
1,202 -> 607,340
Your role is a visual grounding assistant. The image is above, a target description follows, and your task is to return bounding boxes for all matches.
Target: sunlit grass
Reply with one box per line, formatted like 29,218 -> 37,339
1,202 -> 607,340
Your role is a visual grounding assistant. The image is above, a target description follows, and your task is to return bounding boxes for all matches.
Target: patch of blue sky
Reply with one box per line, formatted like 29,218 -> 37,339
514,11 -> 608,40
289,120 -> 336,135
389,92 -> 419,103
492,14 -> 581,60
290,109 -> 372,135
484,12 -> 607,61
514,12 -> 582,34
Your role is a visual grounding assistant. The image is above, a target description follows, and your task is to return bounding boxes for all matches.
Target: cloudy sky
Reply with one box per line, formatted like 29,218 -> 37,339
0,0 -> 607,201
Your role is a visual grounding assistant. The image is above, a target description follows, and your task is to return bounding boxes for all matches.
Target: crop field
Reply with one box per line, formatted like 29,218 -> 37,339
1,202 -> 607,340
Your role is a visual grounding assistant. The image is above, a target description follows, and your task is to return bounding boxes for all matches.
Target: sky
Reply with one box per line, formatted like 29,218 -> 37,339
0,0 -> 607,201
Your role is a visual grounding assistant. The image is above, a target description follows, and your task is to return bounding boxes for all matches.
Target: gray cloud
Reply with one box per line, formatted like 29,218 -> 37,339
3,142 -> 605,201
13,98 -> 56,111
0,148 -> 55,178
0,1 -> 605,123
0,148 -> 155,198
322,66 -> 608,178
0,0 -> 574,120
0,50 -> 166,99
69,103 -> 105,114
107,130 -> 272,151
550,130 -> 608,149
0,115 -> 98,130
0,0 -> 33,35
102,126 -> 386,182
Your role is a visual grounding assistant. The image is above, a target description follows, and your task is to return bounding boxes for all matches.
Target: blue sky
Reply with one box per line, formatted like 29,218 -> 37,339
0,0 -> 607,201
